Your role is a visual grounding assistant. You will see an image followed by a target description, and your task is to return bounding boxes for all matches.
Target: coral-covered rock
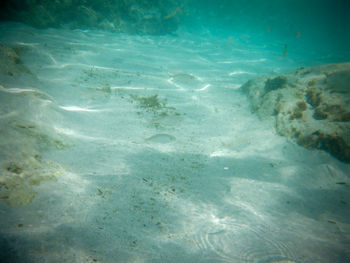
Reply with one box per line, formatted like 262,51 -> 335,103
241,63 -> 350,162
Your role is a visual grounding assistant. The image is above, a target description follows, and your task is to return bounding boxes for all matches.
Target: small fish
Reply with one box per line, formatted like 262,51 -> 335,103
146,134 -> 176,144
97,188 -> 104,197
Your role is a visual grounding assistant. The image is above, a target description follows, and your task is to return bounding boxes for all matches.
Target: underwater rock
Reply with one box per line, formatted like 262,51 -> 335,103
0,43 -> 31,77
241,63 -> 350,162
0,119 -> 67,206
0,90 -> 70,206
0,0 -> 182,35
0,158 -> 63,206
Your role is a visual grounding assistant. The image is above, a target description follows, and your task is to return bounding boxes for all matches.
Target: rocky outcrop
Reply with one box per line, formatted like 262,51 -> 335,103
240,63 -> 350,163
0,0 -> 182,35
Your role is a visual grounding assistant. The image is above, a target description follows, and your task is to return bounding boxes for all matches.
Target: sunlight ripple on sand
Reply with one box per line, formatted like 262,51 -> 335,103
0,86 -> 37,94
59,106 -> 102,112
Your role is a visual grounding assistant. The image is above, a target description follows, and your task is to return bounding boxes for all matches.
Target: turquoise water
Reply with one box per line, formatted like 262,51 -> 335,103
0,1 -> 349,263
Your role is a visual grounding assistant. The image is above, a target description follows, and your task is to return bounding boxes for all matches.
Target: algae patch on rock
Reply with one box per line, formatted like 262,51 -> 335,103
0,158 -> 64,206
241,63 -> 350,163
0,121 -> 67,206
0,89 -> 69,206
